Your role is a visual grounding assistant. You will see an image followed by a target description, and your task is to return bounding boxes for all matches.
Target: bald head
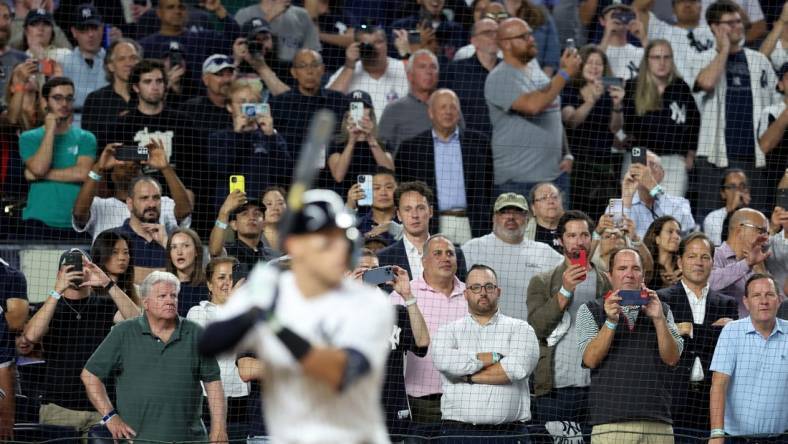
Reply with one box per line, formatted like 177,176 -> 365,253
291,48 -> 325,95
472,18 -> 499,54
293,48 -> 323,65
729,208 -> 768,236
497,18 -> 536,64
428,88 -> 461,135
497,17 -> 529,41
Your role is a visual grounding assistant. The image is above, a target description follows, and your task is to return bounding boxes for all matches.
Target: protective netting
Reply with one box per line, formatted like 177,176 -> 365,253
0,0 -> 787,442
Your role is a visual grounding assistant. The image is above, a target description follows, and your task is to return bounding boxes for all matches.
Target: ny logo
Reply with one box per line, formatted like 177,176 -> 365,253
669,102 -> 686,125
82,8 -> 91,18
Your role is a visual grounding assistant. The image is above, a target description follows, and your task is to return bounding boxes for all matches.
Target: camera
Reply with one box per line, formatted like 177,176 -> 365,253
359,42 -> 376,60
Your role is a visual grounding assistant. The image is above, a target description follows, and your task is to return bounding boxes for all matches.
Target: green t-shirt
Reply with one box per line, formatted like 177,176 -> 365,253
84,316 -> 221,442
19,126 -> 97,228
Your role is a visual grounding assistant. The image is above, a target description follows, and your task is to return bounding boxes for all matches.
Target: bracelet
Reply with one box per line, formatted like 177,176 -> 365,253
100,409 -> 117,425
103,280 -> 116,292
710,428 -> 725,438
404,298 -> 417,307
605,320 -> 618,330
649,184 -> 665,198
558,69 -> 570,81
48,289 -> 62,300
88,170 -> 102,182
464,375 -> 474,384
559,286 -> 573,298
492,352 -> 502,364
214,219 -> 229,230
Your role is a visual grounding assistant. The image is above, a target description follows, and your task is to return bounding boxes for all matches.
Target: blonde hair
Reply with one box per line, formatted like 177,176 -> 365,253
634,39 -> 681,116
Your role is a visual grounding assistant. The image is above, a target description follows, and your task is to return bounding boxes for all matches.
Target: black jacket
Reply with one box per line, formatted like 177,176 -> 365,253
394,128 -> 494,239
657,283 -> 738,387
376,238 -> 468,283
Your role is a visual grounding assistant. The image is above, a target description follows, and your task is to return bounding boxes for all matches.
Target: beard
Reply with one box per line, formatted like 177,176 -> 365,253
133,206 -> 160,223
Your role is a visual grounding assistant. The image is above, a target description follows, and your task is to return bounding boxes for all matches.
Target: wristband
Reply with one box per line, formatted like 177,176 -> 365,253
404,298 -> 417,307
558,69 -> 570,81
103,280 -> 116,292
559,286 -> 573,298
605,320 -> 618,330
214,219 -> 229,230
12,83 -> 25,93
710,428 -> 725,438
492,352 -> 502,364
649,184 -> 665,198
49,289 -> 62,300
465,375 -> 474,384
101,409 -> 117,425
88,170 -> 102,182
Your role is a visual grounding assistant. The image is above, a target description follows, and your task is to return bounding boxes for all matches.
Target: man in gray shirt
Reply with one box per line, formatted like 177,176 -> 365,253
484,17 -> 579,198
235,0 -> 320,67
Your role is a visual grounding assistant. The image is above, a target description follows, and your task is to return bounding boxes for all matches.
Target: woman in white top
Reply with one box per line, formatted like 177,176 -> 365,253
187,256 -> 249,440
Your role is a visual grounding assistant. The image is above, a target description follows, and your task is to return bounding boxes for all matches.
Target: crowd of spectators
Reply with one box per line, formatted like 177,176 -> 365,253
0,0 -> 787,441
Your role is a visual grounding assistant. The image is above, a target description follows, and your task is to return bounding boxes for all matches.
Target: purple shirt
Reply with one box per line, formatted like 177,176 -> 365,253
390,276 -> 467,397
710,242 -> 752,318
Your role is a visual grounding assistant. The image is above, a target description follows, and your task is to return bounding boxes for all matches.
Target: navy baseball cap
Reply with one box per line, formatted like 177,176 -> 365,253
24,8 -> 54,27
242,18 -> 270,40
348,90 -> 373,109
75,4 -> 102,27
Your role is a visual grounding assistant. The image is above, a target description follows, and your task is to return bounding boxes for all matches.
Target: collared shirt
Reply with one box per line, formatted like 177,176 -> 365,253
432,311 -> 539,424
682,280 -> 710,382
390,276 -> 467,397
84,315 -> 220,442
56,47 -> 108,124
403,235 -> 424,281
710,242 -> 752,318
710,317 -> 788,436
624,191 -> 696,240
116,219 -> 168,269
577,304 -> 684,357
432,128 -> 468,212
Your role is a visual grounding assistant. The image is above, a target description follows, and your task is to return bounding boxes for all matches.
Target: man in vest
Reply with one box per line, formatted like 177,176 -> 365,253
576,247 -> 684,443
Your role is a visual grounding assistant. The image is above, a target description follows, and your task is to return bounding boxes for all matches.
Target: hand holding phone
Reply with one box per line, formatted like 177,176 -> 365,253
607,198 -> 624,228
115,145 -> 149,162
229,175 -> 245,194
619,289 -> 648,306
357,174 -> 373,206
362,266 -> 396,286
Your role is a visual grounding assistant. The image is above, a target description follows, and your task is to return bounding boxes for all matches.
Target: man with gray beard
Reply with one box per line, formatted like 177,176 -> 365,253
0,2 -> 27,106
461,192 -> 563,321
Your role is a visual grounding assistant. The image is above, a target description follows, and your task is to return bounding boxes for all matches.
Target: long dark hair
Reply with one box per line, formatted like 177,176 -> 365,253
165,228 -> 206,285
91,230 -> 140,305
644,216 -> 681,267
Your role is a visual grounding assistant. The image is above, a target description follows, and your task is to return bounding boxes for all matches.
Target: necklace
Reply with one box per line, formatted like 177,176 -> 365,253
60,297 -> 84,320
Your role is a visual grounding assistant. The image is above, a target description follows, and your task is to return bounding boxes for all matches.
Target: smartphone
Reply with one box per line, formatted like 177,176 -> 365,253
232,262 -> 249,284
241,103 -> 270,118
565,38 -> 575,51
350,101 -> 364,126
38,59 -> 55,77
619,289 -> 648,306
612,10 -> 636,24
602,76 -> 624,88
63,251 -> 84,286
777,188 -> 788,210
362,266 -> 396,286
357,174 -> 373,206
229,175 -> 245,194
115,144 -> 148,161
607,198 -> 624,227
569,249 -> 587,268
102,24 -> 111,49
631,146 -> 647,165
166,51 -> 184,67
408,30 -> 421,44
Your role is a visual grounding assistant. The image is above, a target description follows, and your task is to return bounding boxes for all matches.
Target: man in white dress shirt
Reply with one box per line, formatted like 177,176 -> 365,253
432,264 -> 539,441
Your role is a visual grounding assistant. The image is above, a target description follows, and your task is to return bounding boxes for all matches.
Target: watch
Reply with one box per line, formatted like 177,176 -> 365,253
464,375 -> 474,384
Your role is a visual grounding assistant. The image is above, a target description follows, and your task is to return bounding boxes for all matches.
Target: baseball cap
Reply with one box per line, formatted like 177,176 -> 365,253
24,8 -> 54,27
348,90 -> 373,109
230,199 -> 265,221
494,192 -> 529,213
74,4 -> 102,27
283,190 -> 357,235
601,4 -> 633,16
242,18 -> 271,40
203,54 -> 236,75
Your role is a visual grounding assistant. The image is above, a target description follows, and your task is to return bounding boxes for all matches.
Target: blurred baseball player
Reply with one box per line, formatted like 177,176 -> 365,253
201,189 -> 395,443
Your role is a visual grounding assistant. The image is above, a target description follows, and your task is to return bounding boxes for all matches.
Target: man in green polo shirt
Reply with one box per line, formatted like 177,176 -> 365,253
20,76 -> 96,238
81,271 -> 226,442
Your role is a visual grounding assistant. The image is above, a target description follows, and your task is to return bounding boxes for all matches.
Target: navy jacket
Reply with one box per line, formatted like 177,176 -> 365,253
376,238 -> 468,283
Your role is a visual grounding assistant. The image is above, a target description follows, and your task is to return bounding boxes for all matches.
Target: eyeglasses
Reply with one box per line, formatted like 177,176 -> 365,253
50,95 -> 75,103
739,223 -> 767,235
533,194 -> 559,203
716,18 -> 742,26
722,183 -> 749,191
293,61 -> 323,70
500,31 -> 532,41
467,283 -> 498,294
